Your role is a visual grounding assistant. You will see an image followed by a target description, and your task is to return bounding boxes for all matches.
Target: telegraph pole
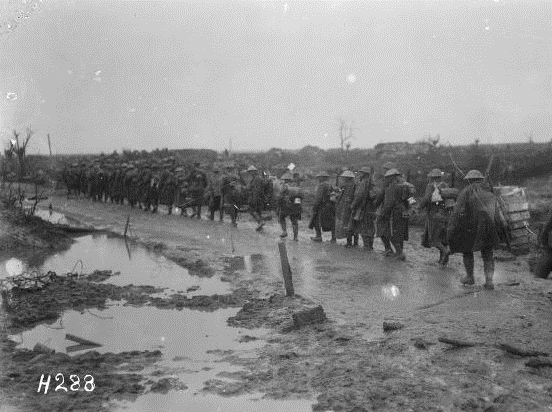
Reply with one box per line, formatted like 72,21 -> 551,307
47,133 -> 52,156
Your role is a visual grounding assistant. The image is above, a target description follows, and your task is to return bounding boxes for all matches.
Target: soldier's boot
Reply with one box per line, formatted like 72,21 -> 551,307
461,253 -> 475,285
381,237 -> 394,256
330,230 -> 337,243
482,248 -> 495,290
197,205 -> 202,219
168,205 -> 172,215
392,240 -> 406,261
210,210 -> 215,221
345,236 -> 353,248
439,244 -> 451,266
311,226 -> 323,242
353,234 -> 359,247
362,235 -> 374,251
292,221 -> 299,241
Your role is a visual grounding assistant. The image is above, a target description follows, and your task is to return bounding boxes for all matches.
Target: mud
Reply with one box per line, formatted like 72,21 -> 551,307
0,336 -> 164,412
0,208 -> 74,253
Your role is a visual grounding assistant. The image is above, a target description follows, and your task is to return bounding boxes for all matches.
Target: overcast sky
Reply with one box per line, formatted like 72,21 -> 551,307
0,0 -> 550,154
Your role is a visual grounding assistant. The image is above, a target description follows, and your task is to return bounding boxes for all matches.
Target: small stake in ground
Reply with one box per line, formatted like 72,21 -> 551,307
124,215 -> 130,239
278,240 -> 294,297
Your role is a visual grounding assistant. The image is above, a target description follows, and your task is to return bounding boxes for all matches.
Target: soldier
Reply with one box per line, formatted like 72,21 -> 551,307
374,162 -> 397,254
246,166 -> 266,231
379,169 -> 409,260
149,163 -> 161,213
350,166 -> 376,251
277,172 -> 303,241
159,164 -> 179,215
139,165 -> 153,211
221,164 -> 243,227
447,170 -> 508,290
534,211 -> 552,279
420,168 -> 451,266
337,170 -> 356,248
207,167 -> 224,221
309,171 -> 336,243
187,162 -> 208,219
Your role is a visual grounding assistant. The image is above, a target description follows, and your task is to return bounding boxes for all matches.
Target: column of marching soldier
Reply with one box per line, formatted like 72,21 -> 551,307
61,157 -> 509,290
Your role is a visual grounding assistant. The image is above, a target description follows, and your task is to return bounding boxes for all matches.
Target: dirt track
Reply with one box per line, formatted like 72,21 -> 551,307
2,192 -> 552,412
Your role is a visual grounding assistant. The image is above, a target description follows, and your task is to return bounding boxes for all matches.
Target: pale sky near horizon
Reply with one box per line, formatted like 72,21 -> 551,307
0,0 -> 550,154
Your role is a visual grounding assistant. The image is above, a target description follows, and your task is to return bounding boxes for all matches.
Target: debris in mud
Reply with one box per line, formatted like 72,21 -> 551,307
292,305 -> 327,328
228,293 -> 315,330
411,337 -> 434,350
525,357 -> 552,368
186,285 -> 200,293
85,269 -> 121,282
203,379 -> 248,397
149,377 -> 188,394
239,335 -> 259,343
382,321 -> 405,332
497,343 -> 549,357
438,336 -> 482,347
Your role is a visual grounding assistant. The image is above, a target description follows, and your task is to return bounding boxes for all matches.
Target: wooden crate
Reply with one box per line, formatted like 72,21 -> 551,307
495,185 -> 531,252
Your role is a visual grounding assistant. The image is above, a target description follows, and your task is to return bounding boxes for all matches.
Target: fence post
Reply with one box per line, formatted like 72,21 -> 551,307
278,241 -> 294,297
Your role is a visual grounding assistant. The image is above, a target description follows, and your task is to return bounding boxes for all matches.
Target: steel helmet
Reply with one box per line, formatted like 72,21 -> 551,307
427,168 -> 444,178
384,168 -> 401,177
340,170 -> 355,178
316,171 -> 330,178
359,166 -> 371,174
464,170 -> 485,180
382,162 -> 396,170
246,165 -> 258,172
280,172 -> 293,181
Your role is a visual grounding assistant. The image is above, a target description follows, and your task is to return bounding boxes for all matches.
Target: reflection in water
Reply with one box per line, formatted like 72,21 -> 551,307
381,284 -> 400,300
4,258 -> 25,277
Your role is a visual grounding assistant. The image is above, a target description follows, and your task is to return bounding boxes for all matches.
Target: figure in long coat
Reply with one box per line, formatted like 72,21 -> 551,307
447,170 -> 508,289
246,166 -> 266,231
309,171 -> 336,242
378,169 -> 409,260
350,166 -> 376,250
335,170 -> 356,247
420,168 -> 451,266
374,162 -> 398,254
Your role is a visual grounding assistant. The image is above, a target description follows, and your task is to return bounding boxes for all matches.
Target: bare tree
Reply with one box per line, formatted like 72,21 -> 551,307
338,118 -> 359,159
12,126 -> 35,179
524,130 -> 534,144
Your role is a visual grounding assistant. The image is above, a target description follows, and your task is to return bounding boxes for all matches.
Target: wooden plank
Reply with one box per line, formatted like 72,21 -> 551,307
508,211 -> 531,222
509,220 -> 528,230
510,227 -> 529,238
511,237 -> 530,246
507,202 -> 529,213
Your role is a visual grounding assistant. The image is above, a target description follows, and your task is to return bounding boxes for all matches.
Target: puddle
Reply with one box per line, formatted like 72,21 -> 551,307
0,234 -> 229,296
8,303 -> 313,411
110,390 -> 313,412
9,305 -> 263,358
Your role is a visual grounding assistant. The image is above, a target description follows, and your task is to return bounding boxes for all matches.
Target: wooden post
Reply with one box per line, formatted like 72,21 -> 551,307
47,134 -> 52,156
278,241 -> 294,297
124,214 -> 130,238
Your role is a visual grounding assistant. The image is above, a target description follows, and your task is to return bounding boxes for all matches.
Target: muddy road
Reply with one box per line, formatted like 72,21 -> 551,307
36,194 -> 526,328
